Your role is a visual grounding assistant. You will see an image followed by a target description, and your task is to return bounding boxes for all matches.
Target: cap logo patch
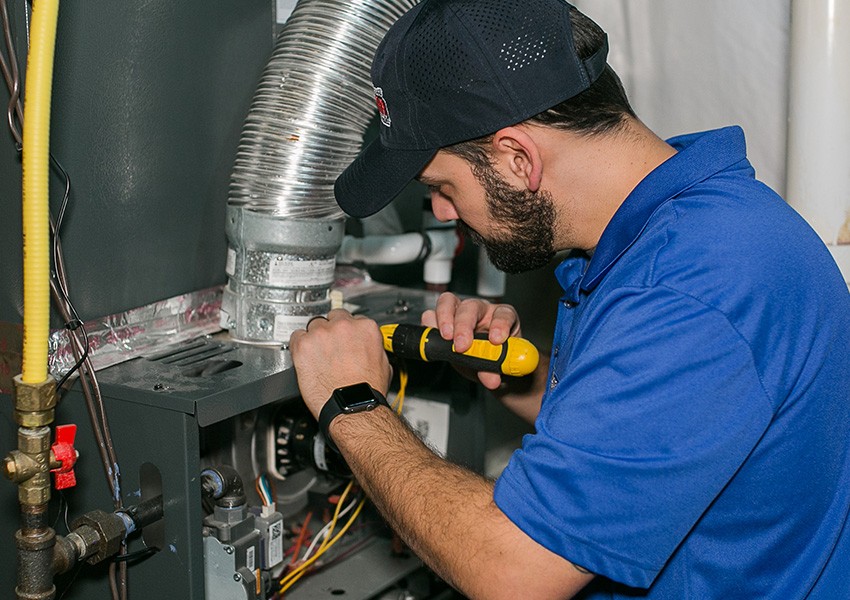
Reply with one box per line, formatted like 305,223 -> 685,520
374,87 -> 391,128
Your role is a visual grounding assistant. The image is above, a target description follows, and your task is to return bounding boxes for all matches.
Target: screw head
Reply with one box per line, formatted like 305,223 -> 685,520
224,545 -> 234,554
233,573 -> 242,582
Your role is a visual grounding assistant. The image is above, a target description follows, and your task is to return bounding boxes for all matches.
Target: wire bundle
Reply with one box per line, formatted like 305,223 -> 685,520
278,480 -> 366,595
255,473 -> 276,507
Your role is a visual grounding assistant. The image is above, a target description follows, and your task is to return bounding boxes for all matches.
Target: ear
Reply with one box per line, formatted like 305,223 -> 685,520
490,126 -> 544,192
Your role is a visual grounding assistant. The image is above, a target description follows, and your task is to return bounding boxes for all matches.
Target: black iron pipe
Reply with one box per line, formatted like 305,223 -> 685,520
121,495 -> 163,531
15,506 -> 56,600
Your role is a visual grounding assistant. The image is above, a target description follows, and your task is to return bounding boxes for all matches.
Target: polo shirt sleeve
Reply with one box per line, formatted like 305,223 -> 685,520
493,285 -> 775,588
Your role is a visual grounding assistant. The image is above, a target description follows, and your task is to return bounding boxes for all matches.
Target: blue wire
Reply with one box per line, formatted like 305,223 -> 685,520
259,474 -> 273,505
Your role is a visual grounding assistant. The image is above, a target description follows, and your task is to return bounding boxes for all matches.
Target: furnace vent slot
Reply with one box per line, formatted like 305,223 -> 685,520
145,339 -> 236,367
182,359 -> 243,378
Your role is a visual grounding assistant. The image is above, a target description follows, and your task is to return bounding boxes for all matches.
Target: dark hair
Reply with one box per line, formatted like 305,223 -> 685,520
446,7 -> 635,167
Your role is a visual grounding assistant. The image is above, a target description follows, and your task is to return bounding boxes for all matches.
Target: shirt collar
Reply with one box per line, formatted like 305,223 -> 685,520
558,126 -> 750,300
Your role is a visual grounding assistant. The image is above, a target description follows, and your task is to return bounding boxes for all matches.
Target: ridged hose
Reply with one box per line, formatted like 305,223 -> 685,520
21,0 -> 60,383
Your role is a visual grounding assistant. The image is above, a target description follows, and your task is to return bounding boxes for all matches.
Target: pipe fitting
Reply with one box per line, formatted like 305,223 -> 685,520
423,229 -> 459,286
4,451 -> 39,483
52,535 -> 80,576
13,375 -> 57,427
63,524 -> 101,563
18,427 -> 51,454
14,526 -> 56,600
18,478 -> 51,507
8,428 -> 52,507
201,466 -> 246,509
70,510 -> 126,565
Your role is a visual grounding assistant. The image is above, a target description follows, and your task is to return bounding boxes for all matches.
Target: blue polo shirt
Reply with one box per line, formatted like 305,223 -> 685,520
494,127 -> 850,598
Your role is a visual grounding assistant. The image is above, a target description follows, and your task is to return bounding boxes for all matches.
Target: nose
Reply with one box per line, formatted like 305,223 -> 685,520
430,193 -> 458,223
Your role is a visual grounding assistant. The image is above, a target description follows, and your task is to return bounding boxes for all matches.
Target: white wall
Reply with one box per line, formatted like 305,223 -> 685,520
574,0 -> 791,196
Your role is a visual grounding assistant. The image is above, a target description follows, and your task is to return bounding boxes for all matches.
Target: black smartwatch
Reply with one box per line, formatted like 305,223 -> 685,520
318,382 -> 389,452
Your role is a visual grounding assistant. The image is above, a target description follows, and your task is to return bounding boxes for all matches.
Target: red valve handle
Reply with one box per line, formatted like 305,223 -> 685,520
51,424 -> 78,490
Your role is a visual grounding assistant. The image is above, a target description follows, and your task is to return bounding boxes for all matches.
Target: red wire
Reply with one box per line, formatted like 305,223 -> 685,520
288,511 -> 313,567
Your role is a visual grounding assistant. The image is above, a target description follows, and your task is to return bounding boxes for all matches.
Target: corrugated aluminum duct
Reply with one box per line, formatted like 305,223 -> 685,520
223,0 -> 417,344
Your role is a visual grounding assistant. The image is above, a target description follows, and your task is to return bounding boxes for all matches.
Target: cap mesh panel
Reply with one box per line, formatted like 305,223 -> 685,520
407,0 -> 572,105
408,2 -> 478,102
460,0 -> 568,71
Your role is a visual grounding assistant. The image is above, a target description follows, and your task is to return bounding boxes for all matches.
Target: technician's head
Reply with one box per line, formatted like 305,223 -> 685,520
334,0 -> 633,215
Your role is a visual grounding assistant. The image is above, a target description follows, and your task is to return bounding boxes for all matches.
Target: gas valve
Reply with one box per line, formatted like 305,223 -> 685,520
51,424 -> 78,490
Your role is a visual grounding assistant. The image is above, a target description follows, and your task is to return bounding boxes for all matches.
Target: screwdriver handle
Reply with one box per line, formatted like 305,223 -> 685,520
380,324 -> 539,377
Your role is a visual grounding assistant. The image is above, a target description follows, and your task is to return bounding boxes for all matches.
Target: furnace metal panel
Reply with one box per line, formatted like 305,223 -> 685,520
0,0 -> 273,327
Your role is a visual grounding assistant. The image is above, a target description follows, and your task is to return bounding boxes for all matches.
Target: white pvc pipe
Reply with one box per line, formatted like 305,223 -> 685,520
338,232 -> 428,265
786,0 -> 850,283
423,229 -> 458,285
337,229 -> 459,285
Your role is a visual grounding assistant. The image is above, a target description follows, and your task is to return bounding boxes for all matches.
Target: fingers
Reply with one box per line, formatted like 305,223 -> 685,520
478,371 -> 504,391
487,304 -> 522,344
432,293 -> 462,339
425,292 -> 522,352
431,293 -> 485,351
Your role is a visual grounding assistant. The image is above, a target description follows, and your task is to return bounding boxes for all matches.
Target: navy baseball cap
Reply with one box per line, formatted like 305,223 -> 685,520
334,0 -> 609,218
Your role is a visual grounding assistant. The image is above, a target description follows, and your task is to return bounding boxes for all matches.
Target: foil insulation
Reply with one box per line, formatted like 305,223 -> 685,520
48,286 -> 223,380
225,0 -> 416,344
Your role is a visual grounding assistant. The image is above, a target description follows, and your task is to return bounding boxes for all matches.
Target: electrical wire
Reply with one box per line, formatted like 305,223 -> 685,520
278,481 -> 358,591
255,475 -> 267,506
50,157 -> 90,388
0,0 -> 23,147
112,547 -> 158,563
300,494 -> 359,563
391,361 -> 408,415
310,529 -> 376,573
287,510 -> 313,568
255,473 -> 274,507
279,499 -> 366,596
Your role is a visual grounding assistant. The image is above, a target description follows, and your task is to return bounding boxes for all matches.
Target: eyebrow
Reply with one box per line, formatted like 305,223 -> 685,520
416,175 -> 443,186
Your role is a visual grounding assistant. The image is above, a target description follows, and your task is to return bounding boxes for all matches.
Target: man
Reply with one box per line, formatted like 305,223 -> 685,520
289,0 -> 850,598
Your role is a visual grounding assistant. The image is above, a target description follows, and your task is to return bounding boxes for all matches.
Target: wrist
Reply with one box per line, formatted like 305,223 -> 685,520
318,383 -> 390,452
328,404 -> 394,448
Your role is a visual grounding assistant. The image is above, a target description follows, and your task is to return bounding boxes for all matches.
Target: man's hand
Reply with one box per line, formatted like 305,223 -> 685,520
422,292 -> 549,423
289,309 -> 392,419
421,292 -> 523,391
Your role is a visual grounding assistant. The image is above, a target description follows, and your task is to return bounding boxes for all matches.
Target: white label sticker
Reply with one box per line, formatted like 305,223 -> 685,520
246,545 -> 255,571
268,258 -> 335,287
268,519 -> 284,567
400,396 -> 451,456
225,247 -> 236,276
313,434 -> 329,472
273,314 -> 312,341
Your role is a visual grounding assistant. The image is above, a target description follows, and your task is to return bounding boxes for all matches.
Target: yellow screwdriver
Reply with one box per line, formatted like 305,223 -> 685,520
380,323 -> 539,377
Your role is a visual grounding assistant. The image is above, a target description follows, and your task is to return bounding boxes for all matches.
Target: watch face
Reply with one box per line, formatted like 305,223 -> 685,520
334,382 -> 379,413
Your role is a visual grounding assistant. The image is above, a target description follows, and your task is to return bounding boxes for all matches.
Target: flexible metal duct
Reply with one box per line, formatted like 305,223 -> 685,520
223,0 -> 416,344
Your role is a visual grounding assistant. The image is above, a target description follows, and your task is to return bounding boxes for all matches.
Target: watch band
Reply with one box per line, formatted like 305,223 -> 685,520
318,383 -> 389,453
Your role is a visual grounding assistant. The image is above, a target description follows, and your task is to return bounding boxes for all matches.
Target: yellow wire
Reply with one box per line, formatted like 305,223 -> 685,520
391,361 -> 408,415
278,498 -> 366,596
278,480 -> 354,589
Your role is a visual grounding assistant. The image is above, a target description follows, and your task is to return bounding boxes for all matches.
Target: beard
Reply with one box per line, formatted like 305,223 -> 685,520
456,163 -> 557,274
